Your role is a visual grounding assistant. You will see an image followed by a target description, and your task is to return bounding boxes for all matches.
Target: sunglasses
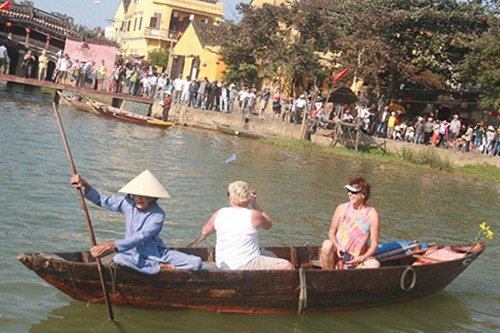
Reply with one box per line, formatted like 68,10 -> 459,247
347,189 -> 360,195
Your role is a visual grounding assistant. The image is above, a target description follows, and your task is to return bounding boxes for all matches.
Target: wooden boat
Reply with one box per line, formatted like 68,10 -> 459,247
91,103 -> 175,128
17,243 -> 484,314
56,91 -> 101,115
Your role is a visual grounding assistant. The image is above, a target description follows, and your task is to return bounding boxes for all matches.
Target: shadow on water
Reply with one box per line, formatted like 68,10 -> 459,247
30,292 -> 471,333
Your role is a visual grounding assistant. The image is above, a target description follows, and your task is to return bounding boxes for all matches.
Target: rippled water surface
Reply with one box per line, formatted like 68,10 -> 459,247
0,84 -> 498,332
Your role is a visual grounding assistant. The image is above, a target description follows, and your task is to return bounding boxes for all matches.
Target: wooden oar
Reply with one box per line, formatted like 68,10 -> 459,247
52,97 -> 114,321
187,234 -> 208,248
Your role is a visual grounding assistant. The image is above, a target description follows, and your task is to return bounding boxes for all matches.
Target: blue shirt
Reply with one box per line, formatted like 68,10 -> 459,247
85,187 -> 170,274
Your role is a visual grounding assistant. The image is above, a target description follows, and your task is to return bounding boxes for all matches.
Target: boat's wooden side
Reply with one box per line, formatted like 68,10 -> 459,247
96,105 -> 175,128
17,244 -> 484,313
57,91 -> 101,115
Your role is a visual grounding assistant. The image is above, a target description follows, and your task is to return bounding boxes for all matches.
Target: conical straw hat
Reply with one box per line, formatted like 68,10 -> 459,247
119,170 -> 171,198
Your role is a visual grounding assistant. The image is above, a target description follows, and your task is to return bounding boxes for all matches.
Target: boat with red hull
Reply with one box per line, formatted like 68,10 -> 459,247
92,103 -> 175,128
17,243 -> 484,314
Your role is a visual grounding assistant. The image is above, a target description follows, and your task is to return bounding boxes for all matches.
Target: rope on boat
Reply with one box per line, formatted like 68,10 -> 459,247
65,262 -> 97,303
297,268 -> 308,314
400,266 -> 417,292
107,263 -> 118,296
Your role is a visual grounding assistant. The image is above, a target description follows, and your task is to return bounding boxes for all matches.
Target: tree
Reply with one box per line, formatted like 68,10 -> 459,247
212,0 -> 496,102
460,12 -> 499,110
148,49 -> 170,69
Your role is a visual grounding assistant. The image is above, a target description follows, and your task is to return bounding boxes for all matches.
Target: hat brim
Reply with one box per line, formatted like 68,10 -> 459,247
344,184 -> 360,193
118,170 -> 171,198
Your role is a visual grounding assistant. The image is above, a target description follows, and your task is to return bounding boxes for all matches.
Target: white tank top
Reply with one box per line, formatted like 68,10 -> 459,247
214,207 -> 260,269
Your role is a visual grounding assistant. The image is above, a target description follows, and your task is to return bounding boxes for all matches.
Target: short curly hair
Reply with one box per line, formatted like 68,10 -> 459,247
347,176 -> 371,202
228,181 -> 252,207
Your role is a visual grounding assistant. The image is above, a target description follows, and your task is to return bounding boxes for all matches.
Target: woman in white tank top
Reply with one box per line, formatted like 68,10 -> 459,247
200,181 -> 293,270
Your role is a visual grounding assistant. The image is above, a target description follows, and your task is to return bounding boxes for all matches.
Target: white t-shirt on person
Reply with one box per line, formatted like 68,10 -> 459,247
214,207 -> 260,269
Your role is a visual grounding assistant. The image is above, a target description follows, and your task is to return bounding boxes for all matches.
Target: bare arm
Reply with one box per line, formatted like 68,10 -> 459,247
201,210 -> 218,236
250,192 -> 272,230
364,208 -> 380,259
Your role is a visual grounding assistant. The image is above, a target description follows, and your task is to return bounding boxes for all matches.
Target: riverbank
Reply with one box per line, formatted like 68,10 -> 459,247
162,104 -> 500,180
70,93 -> 499,181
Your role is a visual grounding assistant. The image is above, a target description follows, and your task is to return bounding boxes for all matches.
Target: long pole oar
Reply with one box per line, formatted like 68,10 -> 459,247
187,234 -> 207,248
52,98 -> 114,321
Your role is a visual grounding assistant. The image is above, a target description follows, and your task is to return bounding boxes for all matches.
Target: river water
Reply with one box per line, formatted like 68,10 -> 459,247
0,84 -> 498,332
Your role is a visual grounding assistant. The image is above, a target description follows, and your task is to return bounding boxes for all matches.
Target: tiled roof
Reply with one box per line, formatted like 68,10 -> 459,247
191,21 -> 224,47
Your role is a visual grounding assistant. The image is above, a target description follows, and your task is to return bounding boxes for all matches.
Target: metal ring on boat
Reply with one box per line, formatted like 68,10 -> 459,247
400,266 -> 417,292
462,258 -> 472,266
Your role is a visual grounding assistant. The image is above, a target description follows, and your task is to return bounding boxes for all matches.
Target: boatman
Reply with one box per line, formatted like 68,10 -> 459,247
71,170 -> 202,274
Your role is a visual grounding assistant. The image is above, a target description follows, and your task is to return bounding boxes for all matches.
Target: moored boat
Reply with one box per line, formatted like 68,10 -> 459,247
57,91 -> 101,115
17,243 -> 484,314
92,103 -> 175,128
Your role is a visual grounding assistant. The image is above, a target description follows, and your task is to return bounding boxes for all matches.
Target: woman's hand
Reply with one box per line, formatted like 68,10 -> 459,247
90,242 -> 116,258
345,254 -> 365,268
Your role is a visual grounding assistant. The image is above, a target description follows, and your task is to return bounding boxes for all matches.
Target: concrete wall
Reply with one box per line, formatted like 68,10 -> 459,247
169,105 -> 306,140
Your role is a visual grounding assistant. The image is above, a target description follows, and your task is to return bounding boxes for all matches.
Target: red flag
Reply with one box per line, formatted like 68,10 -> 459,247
0,0 -> 11,11
333,66 -> 352,86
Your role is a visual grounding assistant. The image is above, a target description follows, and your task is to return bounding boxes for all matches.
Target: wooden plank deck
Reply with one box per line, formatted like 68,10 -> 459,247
0,73 -> 153,105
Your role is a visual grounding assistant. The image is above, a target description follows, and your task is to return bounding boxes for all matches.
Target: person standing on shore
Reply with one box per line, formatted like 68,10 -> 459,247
228,83 -> 238,113
161,90 -> 172,121
423,117 -> 434,145
56,53 -> 71,84
259,83 -> 271,119
22,50 -> 37,78
449,115 -> 461,146
38,50 -> 48,81
96,60 -> 107,91
414,117 -> 424,144
0,44 -> 7,74
464,124 -> 473,152
172,75 -> 183,105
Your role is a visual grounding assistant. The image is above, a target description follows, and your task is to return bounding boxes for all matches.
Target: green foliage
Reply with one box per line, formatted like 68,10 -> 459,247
262,138 -> 499,182
212,0 -> 496,100
400,146 -> 454,172
460,14 -> 500,110
457,164 -> 500,182
148,49 -> 170,69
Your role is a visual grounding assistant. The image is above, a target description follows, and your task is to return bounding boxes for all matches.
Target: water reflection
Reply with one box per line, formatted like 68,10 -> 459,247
30,292 -> 472,333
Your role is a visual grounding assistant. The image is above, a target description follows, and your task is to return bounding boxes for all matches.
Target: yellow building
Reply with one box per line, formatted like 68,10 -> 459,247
113,0 -> 223,61
171,20 -> 226,81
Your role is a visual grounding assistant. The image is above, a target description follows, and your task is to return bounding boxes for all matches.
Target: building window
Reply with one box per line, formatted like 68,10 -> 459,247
127,20 -> 131,32
149,13 -> 161,29
134,17 -> 137,31
139,17 -> 143,30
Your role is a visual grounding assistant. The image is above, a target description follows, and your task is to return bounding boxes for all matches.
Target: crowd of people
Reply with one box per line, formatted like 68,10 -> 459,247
72,170 -> 378,274
3,45 -> 498,155
347,97 -> 500,156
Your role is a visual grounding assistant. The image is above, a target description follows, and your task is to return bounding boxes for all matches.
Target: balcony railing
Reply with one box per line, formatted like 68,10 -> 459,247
144,27 -> 179,41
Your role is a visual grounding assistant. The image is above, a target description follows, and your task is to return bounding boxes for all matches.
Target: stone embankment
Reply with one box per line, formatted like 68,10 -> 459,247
158,102 -> 500,168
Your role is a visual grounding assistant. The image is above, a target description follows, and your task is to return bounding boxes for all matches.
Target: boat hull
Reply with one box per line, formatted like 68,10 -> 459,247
17,244 -> 483,313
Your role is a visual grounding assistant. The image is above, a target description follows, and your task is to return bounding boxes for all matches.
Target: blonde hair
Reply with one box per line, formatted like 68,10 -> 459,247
228,181 -> 252,207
